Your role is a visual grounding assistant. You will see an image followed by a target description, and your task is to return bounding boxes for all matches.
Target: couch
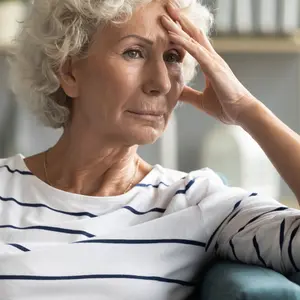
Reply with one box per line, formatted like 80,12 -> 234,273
188,260 -> 300,300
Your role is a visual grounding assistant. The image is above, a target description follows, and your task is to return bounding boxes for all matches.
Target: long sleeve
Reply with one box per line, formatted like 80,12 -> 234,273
215,193 -> 300,275
190,168 -> 300,276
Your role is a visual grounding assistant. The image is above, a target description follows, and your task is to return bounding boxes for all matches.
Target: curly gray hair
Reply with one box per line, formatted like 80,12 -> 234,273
9,0 -> 213,128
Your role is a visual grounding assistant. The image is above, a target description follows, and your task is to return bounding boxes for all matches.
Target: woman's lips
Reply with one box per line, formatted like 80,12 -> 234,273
127,111 -> 164,121
128,110 -> 165,116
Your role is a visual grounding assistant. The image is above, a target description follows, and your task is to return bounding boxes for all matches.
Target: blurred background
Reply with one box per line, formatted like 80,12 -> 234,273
0,0 -> 300,207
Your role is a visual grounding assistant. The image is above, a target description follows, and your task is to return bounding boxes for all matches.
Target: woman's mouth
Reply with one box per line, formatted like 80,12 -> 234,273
127,111 -> 164,121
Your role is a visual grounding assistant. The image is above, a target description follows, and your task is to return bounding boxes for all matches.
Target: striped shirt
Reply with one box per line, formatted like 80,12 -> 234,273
0,154 -> 299,300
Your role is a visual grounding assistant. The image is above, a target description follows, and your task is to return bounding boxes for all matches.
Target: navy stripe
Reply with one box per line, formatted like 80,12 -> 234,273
233,200 -> 242,210
238,207 -> 289,233
75,238 -> 206,247
0,225 -> 95,238
0,196 -> 97,218
249,193 -> 258,197
279,219 -> 285,251
205,200 -> 243,252
8,243 -> 30,252
253,236 -> 267,267
227,209 -> 242,224
123,206 -> 166,215
288,225 -> 300,272
175,179 -> 196,195
229,239 -> 241,262
205,218 -> 231,252
0,274 -> 194,286
0,165 -> 32,176
136,182 -> 169,188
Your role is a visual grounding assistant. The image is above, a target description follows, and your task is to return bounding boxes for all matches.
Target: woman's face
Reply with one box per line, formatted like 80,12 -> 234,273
68,0 -> 186,145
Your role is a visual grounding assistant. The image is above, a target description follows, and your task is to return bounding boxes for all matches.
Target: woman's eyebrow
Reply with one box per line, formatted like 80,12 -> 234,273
119,34 -> 154,45
118,34 -> 177,46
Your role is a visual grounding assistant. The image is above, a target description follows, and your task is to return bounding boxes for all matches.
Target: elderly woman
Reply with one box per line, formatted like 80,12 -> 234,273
1,0 -> 300,299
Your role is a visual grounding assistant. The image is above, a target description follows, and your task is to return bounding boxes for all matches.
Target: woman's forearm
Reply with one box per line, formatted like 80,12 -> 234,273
239,99 -> 300,206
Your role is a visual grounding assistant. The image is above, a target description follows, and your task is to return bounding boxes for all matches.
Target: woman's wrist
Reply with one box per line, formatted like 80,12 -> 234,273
236,98 -> 267,133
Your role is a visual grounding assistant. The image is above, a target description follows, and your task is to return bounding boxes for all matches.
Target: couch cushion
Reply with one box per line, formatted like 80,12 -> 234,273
195,260 -> 300,300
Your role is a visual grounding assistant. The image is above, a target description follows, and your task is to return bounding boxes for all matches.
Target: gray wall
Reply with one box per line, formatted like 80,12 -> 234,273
0,57 -> 17,157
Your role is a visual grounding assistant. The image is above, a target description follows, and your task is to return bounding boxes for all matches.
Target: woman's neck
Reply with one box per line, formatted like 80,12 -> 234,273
25,130 -> 153,197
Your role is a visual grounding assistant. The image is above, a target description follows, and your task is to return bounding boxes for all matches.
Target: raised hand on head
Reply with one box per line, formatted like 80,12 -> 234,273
161,0 -> 258,125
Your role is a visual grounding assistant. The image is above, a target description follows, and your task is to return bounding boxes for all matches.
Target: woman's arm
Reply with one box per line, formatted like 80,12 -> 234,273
214,191 -> 300,275
239,100 -> 300,206
194,169 -> 300,275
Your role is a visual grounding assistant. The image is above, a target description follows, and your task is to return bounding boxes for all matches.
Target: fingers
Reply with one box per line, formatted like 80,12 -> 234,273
205,76 -> 211,88
165,1 -> 216,54
197,31 -> 216,54
167,31 -> 212,69
180,86 -> 223,120
165,1 -> 181,22
161,15 -> 191,40
180,85 -> 203,106
166,2 -> 194,37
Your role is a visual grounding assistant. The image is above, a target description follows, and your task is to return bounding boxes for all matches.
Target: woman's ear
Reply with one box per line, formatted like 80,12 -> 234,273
58,57 -> 79,98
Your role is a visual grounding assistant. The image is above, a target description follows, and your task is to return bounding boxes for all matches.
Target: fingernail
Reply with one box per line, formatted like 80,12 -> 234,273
172,0 -> 181,8
169,1 -> 180,11
163,15 -> 172,22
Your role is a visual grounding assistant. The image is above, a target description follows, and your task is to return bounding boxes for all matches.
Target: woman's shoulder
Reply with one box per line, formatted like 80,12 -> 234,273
157,165 -> 226,186
158,165 -> 248,202
0,154 -> 32,179
0,154 -> 34,199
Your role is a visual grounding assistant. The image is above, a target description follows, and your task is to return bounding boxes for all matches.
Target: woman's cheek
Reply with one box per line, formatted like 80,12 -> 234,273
168,77 -> 184,111
169,63 -> 184,86
175,69 -> 185,97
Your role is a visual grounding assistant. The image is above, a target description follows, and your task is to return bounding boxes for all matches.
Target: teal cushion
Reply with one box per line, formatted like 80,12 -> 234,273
198,261 -> 300,300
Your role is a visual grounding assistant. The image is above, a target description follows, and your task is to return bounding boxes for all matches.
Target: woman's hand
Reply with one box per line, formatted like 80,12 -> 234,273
161,1 -> 258,125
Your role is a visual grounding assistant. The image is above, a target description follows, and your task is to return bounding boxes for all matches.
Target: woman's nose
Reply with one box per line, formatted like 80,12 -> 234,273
142,59 -> 172,96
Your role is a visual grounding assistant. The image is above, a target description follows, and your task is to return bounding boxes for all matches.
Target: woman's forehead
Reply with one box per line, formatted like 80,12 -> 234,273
99,2 -> 170,43
124,3 -> 169,32
127,1 -> 168,27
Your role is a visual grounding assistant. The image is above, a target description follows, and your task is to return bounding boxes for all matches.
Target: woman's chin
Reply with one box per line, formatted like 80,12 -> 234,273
125,127 -> 163,145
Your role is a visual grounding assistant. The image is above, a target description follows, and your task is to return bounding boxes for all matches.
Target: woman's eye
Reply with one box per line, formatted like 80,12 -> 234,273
165,52 -> 183,63
123,49 -> 182,63
123,49 -> 143,59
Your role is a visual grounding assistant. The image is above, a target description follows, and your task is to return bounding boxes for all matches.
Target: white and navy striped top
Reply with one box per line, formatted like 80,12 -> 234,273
0,154 -> 299,300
